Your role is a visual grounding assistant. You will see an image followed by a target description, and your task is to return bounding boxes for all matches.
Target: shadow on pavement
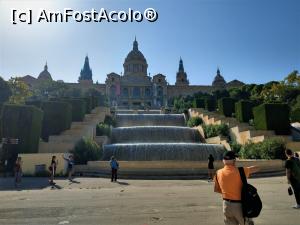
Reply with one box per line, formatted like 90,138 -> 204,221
69,179 -> 80,184
0,177 -> 61,191
117,181 -> 130,185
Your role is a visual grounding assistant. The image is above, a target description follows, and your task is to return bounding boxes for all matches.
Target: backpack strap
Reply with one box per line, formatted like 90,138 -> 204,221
238,167 -> 248,185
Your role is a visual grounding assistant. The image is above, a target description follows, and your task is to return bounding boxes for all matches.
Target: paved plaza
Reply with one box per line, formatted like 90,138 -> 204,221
0,176 -> 299,225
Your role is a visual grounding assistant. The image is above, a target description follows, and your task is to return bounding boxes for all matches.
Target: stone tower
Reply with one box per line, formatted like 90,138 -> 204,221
175,57 -> 189,86
79,55 -> 93,84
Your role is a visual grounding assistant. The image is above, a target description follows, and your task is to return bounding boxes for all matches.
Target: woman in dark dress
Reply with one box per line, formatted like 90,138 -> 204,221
49,156 -> 57,185
208,154 -> 215,181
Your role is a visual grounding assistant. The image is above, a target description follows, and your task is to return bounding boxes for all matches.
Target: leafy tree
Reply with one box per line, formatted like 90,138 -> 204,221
64,87 -> 82,98
70,137 -> 102,164
284,70 -> 300,86
0,76 -> 12,104
212,89 -> 229,100
32,80 -> 69,99
8,77 -> 32,104
228,87 -> 250,100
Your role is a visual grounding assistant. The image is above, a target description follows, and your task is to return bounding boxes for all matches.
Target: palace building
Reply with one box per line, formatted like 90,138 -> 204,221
20,38 -> 244,109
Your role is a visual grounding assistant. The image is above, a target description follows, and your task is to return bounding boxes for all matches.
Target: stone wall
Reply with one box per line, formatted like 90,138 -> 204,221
18,153 -> 71,175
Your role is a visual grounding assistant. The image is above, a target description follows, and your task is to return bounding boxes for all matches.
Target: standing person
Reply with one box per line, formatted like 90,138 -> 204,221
285,149 -> 300,209
214,151 -> 259,225
14,157 -> 22,187
62,154 -> 74,181
49,155 -> 57,185
208,154 -> 215,181
110,156 -> 119,182
294,152 -> 299,161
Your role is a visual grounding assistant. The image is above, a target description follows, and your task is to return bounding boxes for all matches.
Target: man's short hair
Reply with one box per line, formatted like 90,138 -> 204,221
223,151 -> 237,160
285,149 -> 293,156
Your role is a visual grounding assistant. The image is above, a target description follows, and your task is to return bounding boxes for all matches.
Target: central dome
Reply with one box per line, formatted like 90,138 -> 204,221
123,38 -> 148,76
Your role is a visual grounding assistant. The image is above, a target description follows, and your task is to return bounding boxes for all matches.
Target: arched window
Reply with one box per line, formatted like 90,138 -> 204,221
122,88 -> 128,97
145,88 -> 151,97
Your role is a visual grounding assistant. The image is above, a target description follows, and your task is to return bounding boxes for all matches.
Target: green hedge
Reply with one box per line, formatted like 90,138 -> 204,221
235,100 -> 254,123
25,100 -> 42,108
187,117 -> 203,127
291,108 -> 300,122
96,123 -> 111,136
62,98 -> 86,122
192,98 -> 205,108
1,104 -> 43,170
41,101 -> 72,141
253,103 -> 290,134
91,96 -> 100,109
218,97 -> 236,117
239,138 -> 286,159
204,98 -> 216,112
202,124 -> 229,138
83,97 -> 92,114
104,115 -> 116,127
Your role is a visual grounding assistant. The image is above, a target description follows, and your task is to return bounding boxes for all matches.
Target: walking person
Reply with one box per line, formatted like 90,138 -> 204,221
49,155 -> 58,185
110,156 -> 119,182
14,157 -> 22,187
208,154 -> 215,181
62,154 -> 74,181
285,149 -> 300,209
214,151 -> 259,225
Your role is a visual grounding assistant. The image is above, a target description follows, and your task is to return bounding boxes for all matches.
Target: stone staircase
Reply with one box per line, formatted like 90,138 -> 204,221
189,108 -> 300,152
38,107 -> 109,153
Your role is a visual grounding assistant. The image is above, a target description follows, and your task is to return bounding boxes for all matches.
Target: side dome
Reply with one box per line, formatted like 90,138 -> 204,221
38,62 -> 52,81
123,38 -> 148,76
212,68 -> 226,87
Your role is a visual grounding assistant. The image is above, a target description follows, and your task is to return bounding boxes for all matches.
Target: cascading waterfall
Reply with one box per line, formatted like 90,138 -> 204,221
103,112 -> 225,161
116,114 -> 185,127
111,126 -> 200,143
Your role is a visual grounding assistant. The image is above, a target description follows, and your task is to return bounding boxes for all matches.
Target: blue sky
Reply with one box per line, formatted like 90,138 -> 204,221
0,0 -> 299,85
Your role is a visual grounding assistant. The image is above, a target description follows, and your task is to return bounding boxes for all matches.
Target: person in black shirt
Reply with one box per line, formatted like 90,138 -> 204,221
285,149 -> 300,209
208,154 -> 215,181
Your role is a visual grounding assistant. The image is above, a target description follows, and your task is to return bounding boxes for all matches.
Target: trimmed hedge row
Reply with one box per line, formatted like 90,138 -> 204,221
235,100 -> 254,123
25,100 -> 42,108
40,101 -> 72,141
205,98 -> 216,111
83,97 -> 92,114
253,103 -> 290,134
1,104 -> 43,170
62,98 -> 86,122
218,97 -> 236,117
192,98 -> 205,108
